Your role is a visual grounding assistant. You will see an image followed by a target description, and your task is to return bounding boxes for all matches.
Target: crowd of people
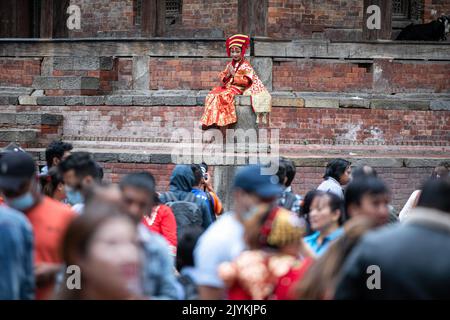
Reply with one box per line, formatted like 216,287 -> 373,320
0,140 -> 449,300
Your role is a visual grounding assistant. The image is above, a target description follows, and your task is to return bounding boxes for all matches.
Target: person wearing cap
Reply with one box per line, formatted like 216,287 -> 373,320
0,143 -> 26,205
200,34 -> 272,130
193,164 -> 283,300
0,151 -> 76,300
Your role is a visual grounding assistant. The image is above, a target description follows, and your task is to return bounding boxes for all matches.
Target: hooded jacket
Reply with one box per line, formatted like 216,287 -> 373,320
160,165 -> 212,229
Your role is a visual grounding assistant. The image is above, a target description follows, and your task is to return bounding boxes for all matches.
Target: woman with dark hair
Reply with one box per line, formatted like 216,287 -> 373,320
317,158 -> 352,199
299,189 -> 323,236
296,216 -> 377,300
142,193 -> 178,257
41,167 -> 67,203
56,203 -> 143,300
303,191 -> 345,256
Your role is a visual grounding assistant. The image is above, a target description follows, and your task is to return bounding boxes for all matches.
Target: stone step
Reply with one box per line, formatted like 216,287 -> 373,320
25,145 -> 450,168
32,76 -> 100,90
60,138 -> 450,162
3,89 -> 448,110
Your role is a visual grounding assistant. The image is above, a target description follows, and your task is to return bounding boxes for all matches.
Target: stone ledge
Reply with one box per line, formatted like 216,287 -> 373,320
32,76 -> 100,90
0,129 -> 38,142
53,56 -> 114,71
0,113 -> 63,125
3,90 -> 449,111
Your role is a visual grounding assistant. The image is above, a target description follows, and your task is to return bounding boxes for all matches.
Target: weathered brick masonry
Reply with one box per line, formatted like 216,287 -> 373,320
0,58 -> 41,87
60,0 -> 450,40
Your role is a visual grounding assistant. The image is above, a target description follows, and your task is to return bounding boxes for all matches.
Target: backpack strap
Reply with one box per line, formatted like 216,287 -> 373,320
284,192 -> 296,211
183,192 -> 196,203
205,192 -> 215,213
162,191 -> 177,203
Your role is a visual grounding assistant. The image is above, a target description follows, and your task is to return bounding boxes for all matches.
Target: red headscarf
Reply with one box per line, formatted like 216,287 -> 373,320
226,34 -> 250,57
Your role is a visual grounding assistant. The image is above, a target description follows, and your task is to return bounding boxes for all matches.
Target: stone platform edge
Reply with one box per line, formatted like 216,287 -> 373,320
1,90 -> 449,111
25,148 -> 450,168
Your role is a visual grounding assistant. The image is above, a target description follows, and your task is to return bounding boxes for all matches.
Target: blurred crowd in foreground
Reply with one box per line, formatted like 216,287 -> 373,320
0,140 -> 449,300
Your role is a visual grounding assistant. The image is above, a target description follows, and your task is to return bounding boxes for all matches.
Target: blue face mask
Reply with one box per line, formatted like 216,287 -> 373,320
65,185 -> 84,206
6,192 -> 36,212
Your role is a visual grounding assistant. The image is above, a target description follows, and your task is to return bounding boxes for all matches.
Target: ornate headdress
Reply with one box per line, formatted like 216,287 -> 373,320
259,207 -> 305,248
226,34 -> 250,57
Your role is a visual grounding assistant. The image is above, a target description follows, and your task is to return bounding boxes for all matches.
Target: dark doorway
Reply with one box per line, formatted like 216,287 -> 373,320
0,0 -> 69,38
0,0 -> 35,37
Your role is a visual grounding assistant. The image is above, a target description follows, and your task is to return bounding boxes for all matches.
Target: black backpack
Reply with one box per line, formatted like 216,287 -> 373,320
161,192 -> 203,239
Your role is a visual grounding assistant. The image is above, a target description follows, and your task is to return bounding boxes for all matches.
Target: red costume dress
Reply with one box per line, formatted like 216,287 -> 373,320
201,34 -> 272,127
218,207 -> 311,300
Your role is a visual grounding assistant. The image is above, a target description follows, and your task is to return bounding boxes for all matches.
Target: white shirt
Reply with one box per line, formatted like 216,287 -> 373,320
317,177 -> 344,199
192,212 -> 245,288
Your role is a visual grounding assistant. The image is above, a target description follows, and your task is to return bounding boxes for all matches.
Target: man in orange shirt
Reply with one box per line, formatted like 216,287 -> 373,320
0,151 -> 75,300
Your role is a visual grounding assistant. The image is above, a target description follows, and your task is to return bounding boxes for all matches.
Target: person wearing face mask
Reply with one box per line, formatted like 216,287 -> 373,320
192,164 -> 283,300
58,152 -> 103,214
200,34 -> 272,131
0,151 -> 76,300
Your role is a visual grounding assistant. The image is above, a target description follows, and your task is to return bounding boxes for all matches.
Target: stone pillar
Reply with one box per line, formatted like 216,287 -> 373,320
213,99 -> 258,212
132,56 -> 150,90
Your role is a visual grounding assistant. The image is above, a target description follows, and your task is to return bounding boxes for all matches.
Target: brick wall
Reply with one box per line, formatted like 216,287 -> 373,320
8,105 -> 450,146
149,58 -> 227,90
261,108 -> 450,145
273,59 -> 450,93
56,0 -> 449,39
68,0 -> 137,38
101,162 -> 176,190
273,60 -> 372,92
267,0 -> 363,39
0,58 -> 41,87
181,0 -> 238,37
424,0 -> 450,22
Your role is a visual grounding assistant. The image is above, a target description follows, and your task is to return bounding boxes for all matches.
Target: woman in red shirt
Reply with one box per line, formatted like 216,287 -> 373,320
141,194 -> 177,257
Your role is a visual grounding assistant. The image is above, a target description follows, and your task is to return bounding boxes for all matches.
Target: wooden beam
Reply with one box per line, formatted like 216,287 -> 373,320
156,0 -> 166,36
238,0 -> 268,37
53,0 -> 70,38
141,0 -> 157,37
141,0 -> 165,37
253,0 -> 268,37
238,0 -> 251,34
40,0 -> 54,38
